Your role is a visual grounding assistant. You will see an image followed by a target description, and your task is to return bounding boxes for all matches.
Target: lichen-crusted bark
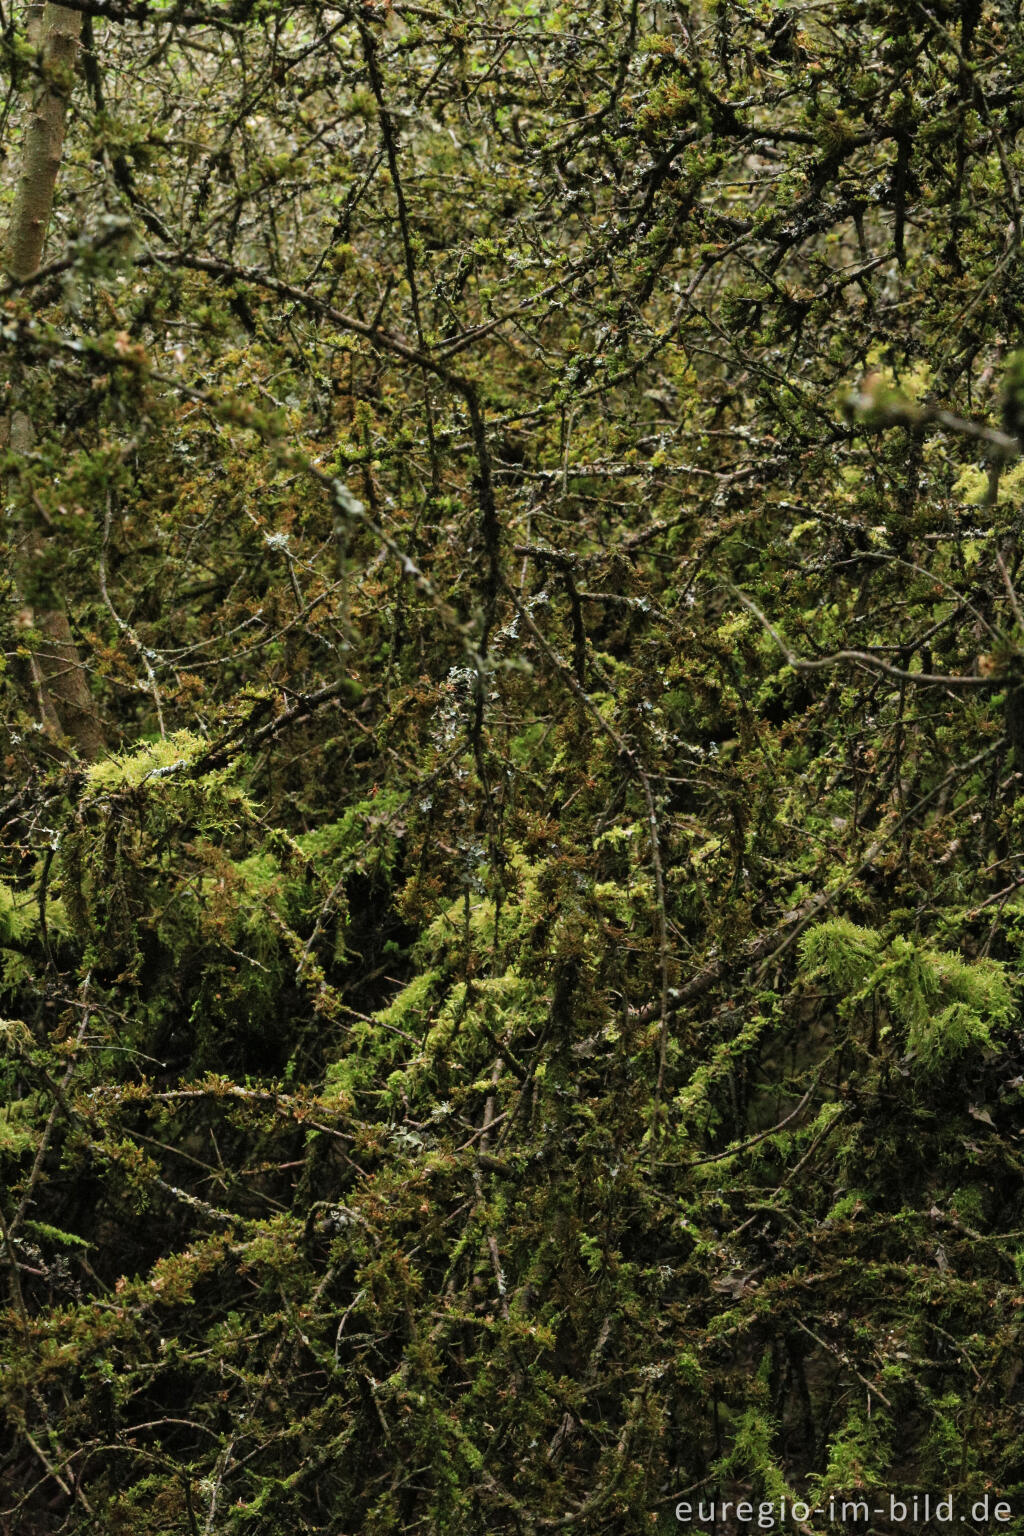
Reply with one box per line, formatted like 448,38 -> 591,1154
3,5 -> 104,759
4,4 -> 83,281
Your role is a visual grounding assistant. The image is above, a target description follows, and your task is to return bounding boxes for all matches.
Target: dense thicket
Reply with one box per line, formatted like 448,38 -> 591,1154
2,1 -> 1024,1531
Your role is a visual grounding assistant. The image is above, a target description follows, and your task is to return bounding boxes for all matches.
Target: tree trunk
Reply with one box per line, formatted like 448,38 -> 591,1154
6,3 -> 82,281
3,4 -> 105,760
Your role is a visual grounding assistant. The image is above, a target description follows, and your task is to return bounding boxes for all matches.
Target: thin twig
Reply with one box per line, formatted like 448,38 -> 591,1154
732,585 -> 1004,689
